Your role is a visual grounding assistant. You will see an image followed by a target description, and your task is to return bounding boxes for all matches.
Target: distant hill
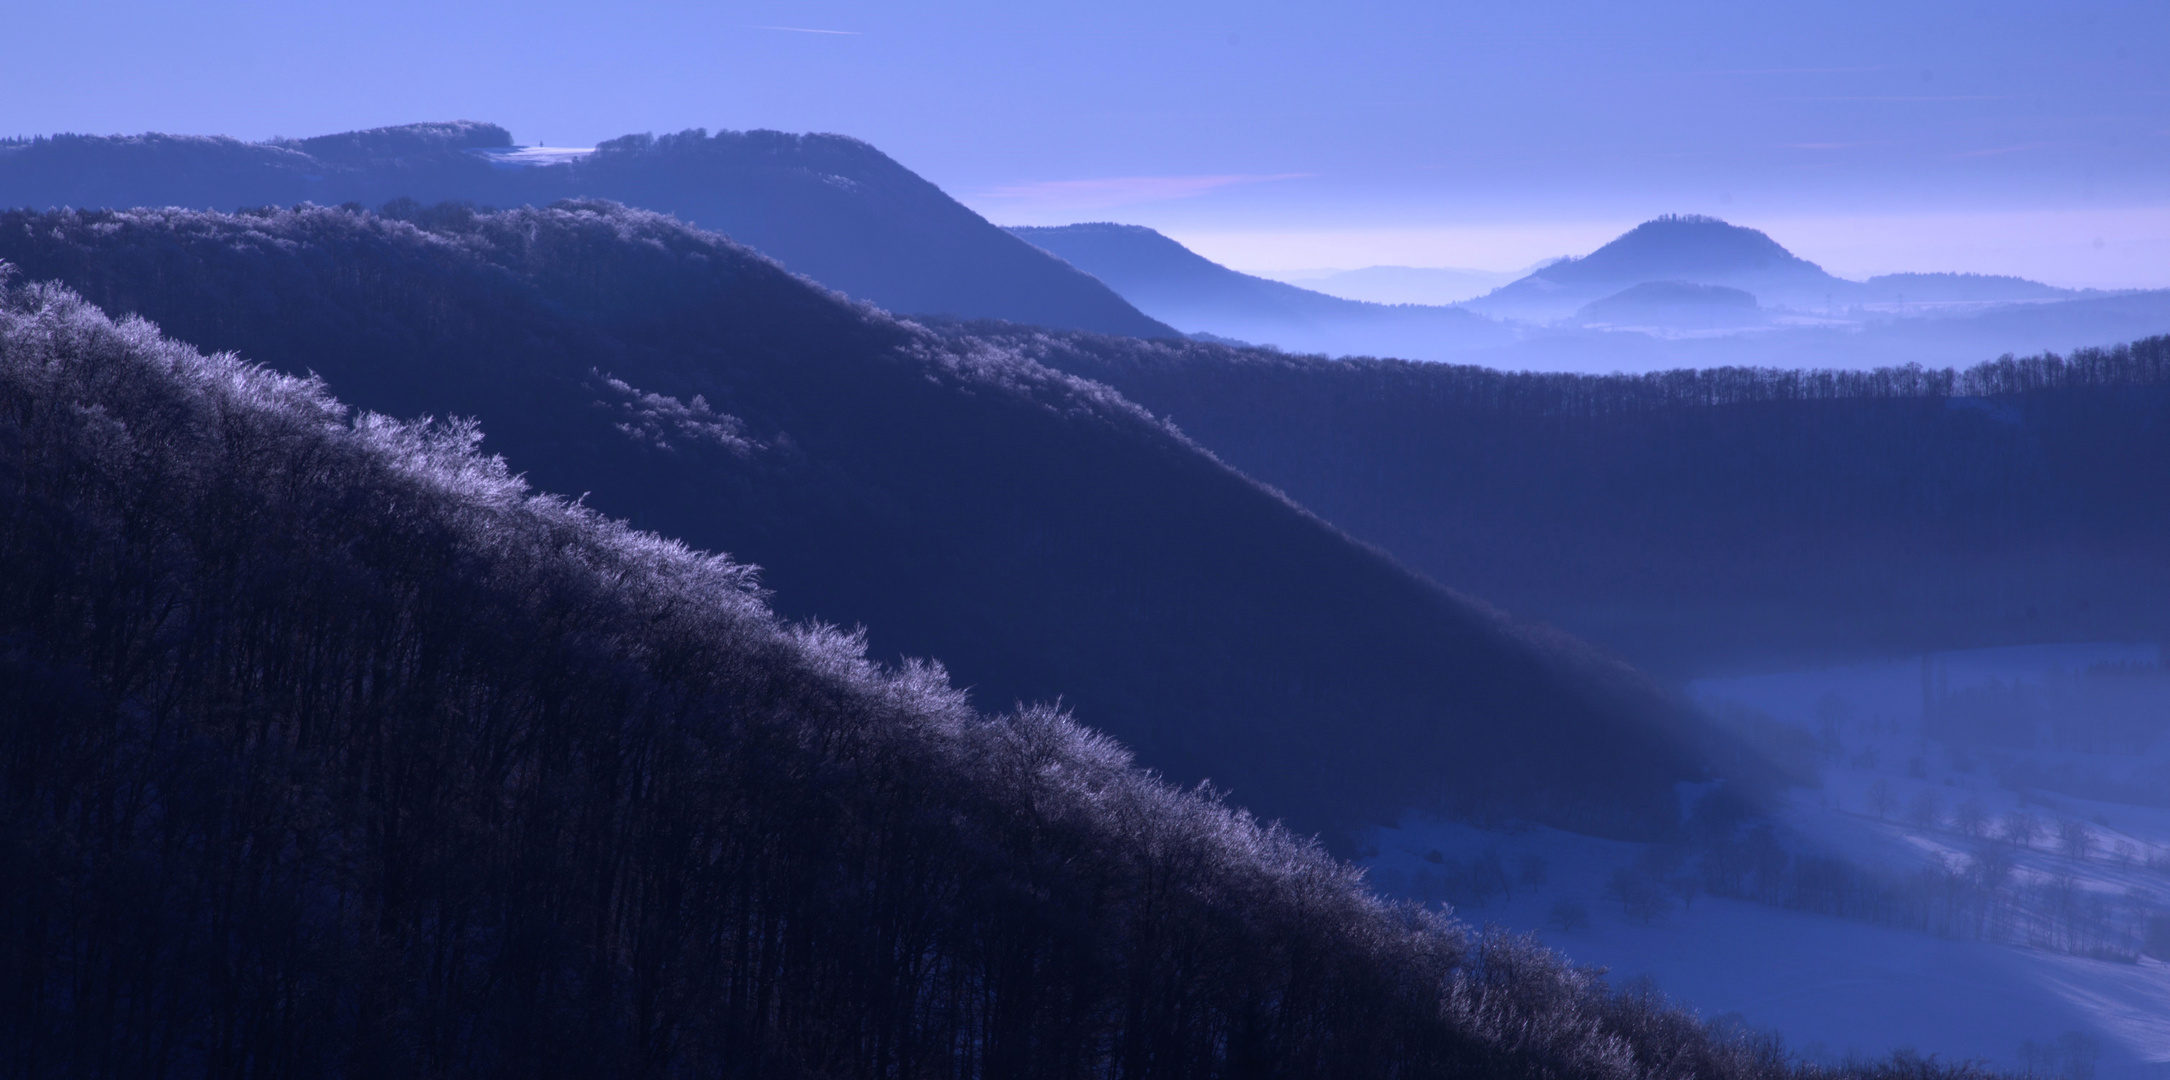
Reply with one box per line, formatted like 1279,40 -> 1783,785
1009,222 -> 1515,359
1480,286 -> 2170,373
0,201 -> 1727,841
1576,281 -> 1765,329
988,324 -> 2170,677
1270,264 -> 1523,306
1863,271 -> 2079,304
1466,215 -> 1860,322
0,121 -> 1175,338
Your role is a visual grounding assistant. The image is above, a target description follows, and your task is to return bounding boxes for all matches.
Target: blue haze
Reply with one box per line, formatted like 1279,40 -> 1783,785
3,0 -> 2164,282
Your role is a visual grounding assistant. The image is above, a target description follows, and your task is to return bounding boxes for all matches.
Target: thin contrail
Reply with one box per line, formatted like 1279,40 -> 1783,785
750,25 -> 859,35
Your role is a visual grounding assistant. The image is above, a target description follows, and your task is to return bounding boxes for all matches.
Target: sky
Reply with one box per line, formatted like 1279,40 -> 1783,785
5,0 -> 2166,287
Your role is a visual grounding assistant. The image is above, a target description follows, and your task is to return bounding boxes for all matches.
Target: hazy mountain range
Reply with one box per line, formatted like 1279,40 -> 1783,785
0,120 -> 1175,338
0,201 -> 1728,843
1264,263 -> 1533,306
1012,213 -> 2169,369
1461,214 -> 1867,322
1009,223 -> 1517,357
8,121 -> 2165,372
6,117 -> 2170,1075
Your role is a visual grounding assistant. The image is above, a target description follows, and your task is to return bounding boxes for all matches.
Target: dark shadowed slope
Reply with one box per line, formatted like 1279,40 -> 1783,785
0,121 -> 1175,338
1010,222 -> 1515,359
982,325 -> 2170,678
3,277 -> 1949,1080
0,202 -> 1724,841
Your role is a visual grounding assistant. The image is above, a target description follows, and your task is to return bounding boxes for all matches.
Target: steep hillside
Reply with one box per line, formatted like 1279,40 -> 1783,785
0,202 -> 1724,841
979,325 -> 2170,677
0,121 -> 1174,338
1009,222 -> 1515,358
0,276 -> 1918,1080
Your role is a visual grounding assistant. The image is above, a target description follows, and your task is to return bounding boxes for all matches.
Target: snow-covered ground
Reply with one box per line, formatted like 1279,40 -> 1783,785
1364,642 -> 2170,1079
467,146 -> 596,169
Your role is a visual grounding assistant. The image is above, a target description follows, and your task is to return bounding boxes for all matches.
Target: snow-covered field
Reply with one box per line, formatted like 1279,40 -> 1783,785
1365,642 -> 2170,1079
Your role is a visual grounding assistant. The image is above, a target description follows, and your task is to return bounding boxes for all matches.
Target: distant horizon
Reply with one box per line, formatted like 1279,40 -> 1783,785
1009,207 -> 2170,293
21,117 -> 2163,293
6,0 -> 2161,291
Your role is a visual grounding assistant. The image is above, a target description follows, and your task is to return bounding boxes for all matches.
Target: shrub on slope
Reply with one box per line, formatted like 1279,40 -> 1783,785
0,203 -> 1717,841
0,279 -> 1969,1080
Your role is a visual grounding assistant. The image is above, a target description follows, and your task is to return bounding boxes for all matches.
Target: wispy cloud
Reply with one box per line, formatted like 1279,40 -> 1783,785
748,25 -> 858,35
975,173 -> 1309,211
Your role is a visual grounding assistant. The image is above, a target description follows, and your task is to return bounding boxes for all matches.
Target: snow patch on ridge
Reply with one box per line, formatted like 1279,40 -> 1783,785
468,146 -> 596,169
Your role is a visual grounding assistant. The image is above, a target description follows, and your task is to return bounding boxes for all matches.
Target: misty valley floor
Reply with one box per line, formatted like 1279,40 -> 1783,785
1368,642 -> 2170,1080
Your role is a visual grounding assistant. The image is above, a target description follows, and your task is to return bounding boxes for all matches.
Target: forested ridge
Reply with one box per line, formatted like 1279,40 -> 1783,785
0,202 -> 1724,842
0,121 -> 1175,338
977,326 -> 2170,674
0,278 -> 1991,1079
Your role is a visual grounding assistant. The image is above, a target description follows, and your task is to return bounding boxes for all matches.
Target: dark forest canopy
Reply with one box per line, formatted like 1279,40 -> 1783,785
0,202 -> 1730,842
0,121 -> 1175,338
0,275 -> 1994,1080
963,325 -> 2170,676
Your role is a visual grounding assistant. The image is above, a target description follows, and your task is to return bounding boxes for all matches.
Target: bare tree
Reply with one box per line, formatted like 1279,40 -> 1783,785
1518,854 -> 1549,893
1952,797 -> 1989,839
2057,818 -> 2097,862
1867,778 -> 1898,819
2003,811 -> 2042,848
1969,846 -> 2015,892
1546,897 -> 1590,932
1906,789 -> 1943,830
1670,875 -> 1703,912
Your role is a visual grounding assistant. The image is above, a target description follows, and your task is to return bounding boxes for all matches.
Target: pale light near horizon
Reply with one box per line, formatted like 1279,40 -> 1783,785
1146,206 -> 2170,291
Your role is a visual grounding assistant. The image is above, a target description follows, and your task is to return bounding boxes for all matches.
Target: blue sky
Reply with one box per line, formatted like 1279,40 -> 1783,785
7,0 -> 2166,285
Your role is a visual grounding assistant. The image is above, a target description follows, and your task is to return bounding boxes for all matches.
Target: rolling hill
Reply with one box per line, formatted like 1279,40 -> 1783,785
1009,222 -> 1516,358
0,200 -> 1729,842
1463,215 -> 1866,322
976,324 -> 2170,678
0,120 -> 1175,338
3,270 -> 1912,1080
1464,216 -> 2097,328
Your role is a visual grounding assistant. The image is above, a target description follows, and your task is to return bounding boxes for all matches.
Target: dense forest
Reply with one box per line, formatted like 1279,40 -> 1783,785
0,121 -> 1174,338
0,276 -> 1998,1079
0,202 -> 1735,843
979,326 -> 2170,675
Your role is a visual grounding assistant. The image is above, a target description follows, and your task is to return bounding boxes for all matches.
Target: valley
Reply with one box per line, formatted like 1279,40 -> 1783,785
1,109 -> 2166,1079
1372,643 -> 2170,1078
